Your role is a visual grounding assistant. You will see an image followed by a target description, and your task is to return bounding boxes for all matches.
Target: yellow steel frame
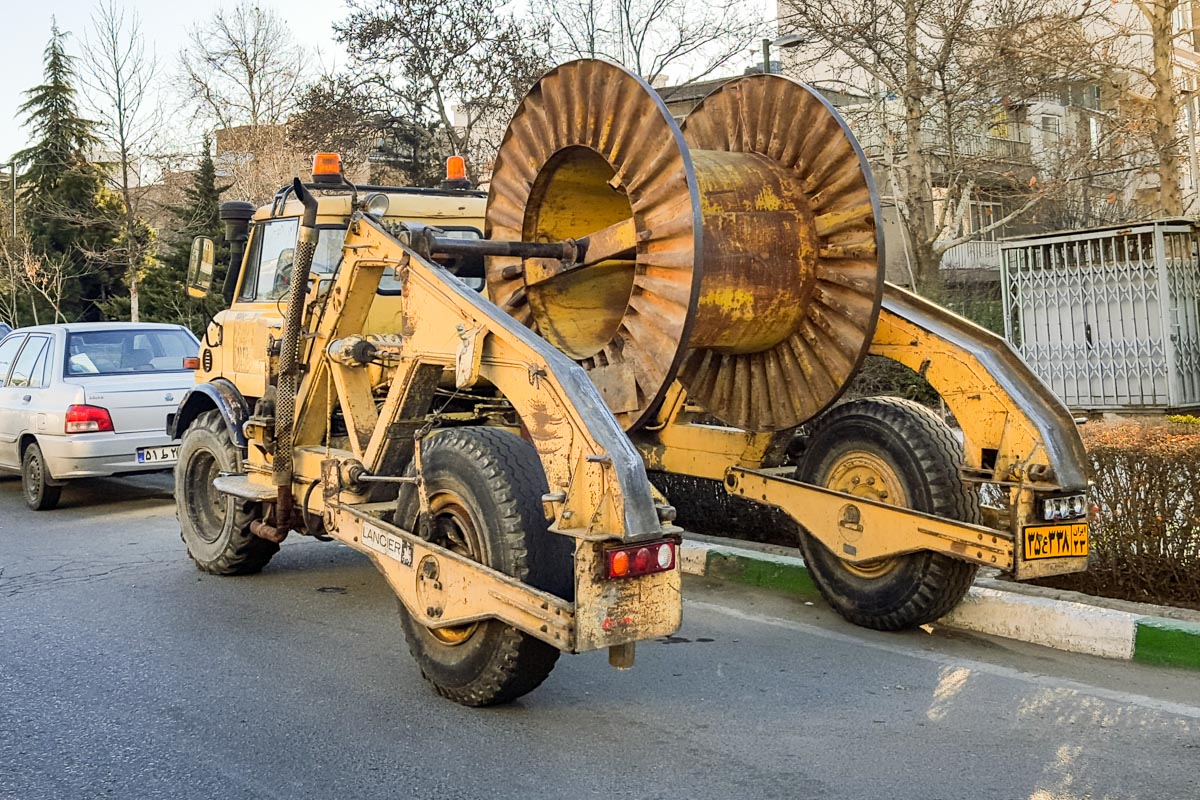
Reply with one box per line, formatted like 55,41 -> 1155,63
634,283 -> 1090,581
240,213 -> 681,654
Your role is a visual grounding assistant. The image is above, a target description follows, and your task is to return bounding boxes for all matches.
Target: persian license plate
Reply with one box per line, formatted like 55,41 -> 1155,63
1023,522 -> 1089,560
137,445 -> 179,464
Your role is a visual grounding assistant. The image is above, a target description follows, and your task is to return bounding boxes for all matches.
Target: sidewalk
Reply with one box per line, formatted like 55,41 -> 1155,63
680,533 -> 1200,671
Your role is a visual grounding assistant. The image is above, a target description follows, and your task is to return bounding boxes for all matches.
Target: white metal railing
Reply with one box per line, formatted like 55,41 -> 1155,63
853,127 -> 1032,163
941,239 -> 1002,270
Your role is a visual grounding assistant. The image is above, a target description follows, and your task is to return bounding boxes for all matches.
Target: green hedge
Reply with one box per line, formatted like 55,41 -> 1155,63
1038,420 -> 1200,608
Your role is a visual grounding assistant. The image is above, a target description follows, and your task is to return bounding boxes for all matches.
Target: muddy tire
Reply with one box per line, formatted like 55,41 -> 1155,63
795,397 -> 979,630
177,409 -> 277,575
395,427 -> 573,707
21,442 -> 61,511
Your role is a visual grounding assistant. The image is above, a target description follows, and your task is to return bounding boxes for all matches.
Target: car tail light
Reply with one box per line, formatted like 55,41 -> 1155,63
605,539 -> 676,580
182,357 -> 200,370
65,404 -> 114,433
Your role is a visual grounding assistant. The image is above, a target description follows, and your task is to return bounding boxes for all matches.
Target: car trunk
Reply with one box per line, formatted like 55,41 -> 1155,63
70,374 -> 191,434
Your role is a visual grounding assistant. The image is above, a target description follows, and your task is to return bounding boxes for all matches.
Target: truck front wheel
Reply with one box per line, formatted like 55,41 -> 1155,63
395,427 -> 573,707
177,409 -> 278,575
794,397 -> 979,630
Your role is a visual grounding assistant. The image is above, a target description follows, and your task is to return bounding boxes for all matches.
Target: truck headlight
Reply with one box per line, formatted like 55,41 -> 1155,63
1039,493 -> 1087,521
363,192 -> 390,217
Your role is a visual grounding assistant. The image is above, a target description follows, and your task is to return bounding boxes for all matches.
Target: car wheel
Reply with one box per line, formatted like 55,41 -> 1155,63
22,442 -> 62,511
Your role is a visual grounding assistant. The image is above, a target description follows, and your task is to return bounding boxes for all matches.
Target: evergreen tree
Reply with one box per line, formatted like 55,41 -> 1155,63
137,138 -> 228,332
15,23 -> 121,321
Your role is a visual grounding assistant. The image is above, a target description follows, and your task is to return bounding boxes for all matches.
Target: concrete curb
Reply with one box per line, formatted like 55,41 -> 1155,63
679,537 -> 1200,669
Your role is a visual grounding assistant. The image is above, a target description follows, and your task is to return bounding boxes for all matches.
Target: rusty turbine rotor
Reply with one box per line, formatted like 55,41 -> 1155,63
485,60 -> 884,432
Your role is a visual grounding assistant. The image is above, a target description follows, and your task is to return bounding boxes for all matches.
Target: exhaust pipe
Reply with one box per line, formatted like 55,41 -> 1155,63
253,179 -> 319,542
219,201 -> 255,305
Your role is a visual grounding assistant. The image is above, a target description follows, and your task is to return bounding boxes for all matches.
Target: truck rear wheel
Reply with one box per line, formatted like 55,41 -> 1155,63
395,427 -> 573,707
177,409 -> 278,575
794,397 -> 979,630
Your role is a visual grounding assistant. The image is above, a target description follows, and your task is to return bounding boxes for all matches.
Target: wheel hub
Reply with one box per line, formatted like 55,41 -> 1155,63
424,495 -> 482,646
185,451 -> 226,543
825,450 -> 909,578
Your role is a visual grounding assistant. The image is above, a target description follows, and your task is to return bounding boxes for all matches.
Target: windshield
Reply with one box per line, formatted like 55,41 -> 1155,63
314,227 -> 347,276
66,329 -> 198,376
378,227 -> 483,292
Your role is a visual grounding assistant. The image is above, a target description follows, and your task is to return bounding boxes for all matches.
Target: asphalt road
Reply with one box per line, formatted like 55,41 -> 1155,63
2,473 -> 1198,800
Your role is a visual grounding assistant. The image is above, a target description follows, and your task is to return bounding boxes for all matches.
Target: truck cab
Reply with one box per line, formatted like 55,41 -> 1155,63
189,161 -> 487,401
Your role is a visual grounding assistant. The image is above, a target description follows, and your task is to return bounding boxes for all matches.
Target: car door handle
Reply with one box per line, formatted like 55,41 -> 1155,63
21,394 -> 30,402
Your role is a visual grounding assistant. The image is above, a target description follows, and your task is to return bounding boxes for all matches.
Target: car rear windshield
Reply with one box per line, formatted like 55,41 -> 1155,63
65,329 -> 198,376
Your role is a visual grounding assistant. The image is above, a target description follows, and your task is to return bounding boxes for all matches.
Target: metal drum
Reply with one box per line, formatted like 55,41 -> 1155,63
486,59 -> 884,431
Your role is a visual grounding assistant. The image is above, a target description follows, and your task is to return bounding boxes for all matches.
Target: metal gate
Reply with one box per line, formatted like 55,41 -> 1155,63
1001,220 -> 1200,410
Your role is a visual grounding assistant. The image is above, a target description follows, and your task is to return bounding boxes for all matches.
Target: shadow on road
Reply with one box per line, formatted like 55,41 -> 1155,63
0,471 -> 176,511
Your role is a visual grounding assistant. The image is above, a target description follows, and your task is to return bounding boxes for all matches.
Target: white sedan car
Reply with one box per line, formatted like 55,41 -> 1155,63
0,322 -> 200,510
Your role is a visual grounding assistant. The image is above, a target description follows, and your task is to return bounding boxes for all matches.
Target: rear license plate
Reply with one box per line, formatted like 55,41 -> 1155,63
1023,522 -> 1089,560
137,445 -> 179,464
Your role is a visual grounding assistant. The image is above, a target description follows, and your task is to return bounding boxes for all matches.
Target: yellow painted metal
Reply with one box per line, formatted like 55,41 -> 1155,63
519,146 -> 637,362
193,194 -> 487,397
869,303 -> 1049,483
487,63 -> 884,432
1008,489 -> 1089,580
335,508 -> 576,649
725,467 -> 1013,570
637,384 -> 777,479
232,211 -> 681,654
816,448 -> 907,579
634,308 -> 1089,580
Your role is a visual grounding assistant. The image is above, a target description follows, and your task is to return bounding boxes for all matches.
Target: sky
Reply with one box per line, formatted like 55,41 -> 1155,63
3,0 -> 348,160
3,0 -> 774,162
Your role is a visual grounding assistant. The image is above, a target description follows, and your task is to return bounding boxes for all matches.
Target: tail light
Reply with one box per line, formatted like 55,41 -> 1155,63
605,539 -> 676,580
182,357 -> 200,370
65,404 -> 114,433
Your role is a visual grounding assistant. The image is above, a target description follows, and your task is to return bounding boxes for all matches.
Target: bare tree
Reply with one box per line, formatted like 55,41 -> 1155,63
337,0 -> 550,179
23,247 -> 91,324
179,3 -> 307,129
177,3 -> 310,204
780,0 -> 1110,289
1085,0 -> 1196,216
0,234 -> 91,324
535,0 -> 763,85
210,124 -> 308,205
82,0 -> 159,321
0,234 -> 28,326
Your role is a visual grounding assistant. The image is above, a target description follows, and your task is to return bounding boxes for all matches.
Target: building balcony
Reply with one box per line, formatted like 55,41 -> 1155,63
853,127 -> 1033,165
941,239 -> 1001,271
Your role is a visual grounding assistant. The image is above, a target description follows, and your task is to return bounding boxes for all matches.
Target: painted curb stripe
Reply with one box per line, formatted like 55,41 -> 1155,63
679,538 -> 1198,669
940,586 -> 1139,659
704,550 -> 820,598
681,542 -> 817,597
1134,618 -> 1200,670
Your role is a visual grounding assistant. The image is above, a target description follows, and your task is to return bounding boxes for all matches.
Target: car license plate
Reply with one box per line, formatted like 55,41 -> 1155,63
1023,522 -> 1089,560
137,445 -> 179,464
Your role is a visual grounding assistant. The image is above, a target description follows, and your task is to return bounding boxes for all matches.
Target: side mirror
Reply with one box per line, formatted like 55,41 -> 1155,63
187,237 -> 215,298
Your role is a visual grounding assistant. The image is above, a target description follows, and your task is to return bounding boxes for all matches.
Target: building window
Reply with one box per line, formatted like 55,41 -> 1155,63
1041,115 -> 1061,146
1089,117 -> 1103,155
969,202 -> 1002,241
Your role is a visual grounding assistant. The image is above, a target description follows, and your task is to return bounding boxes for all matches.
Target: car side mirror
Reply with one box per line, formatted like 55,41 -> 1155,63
187,237 -> 216,298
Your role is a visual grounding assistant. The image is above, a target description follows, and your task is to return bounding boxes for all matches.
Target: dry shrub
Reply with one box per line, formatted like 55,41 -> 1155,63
1039,420 -> 1200,607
